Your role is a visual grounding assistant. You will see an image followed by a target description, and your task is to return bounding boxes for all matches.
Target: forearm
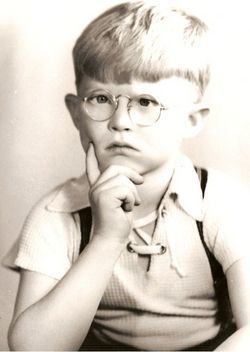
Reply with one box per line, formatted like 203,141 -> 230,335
215,325 -> 250,351
9,235 -> 124,351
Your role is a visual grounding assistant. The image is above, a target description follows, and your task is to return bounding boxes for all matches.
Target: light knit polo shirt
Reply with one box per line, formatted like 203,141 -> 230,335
3,155 -> 249,350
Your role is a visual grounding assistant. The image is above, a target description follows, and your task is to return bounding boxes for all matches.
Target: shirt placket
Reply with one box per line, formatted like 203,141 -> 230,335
147,200 -> 169,272
149,198 -> 186,277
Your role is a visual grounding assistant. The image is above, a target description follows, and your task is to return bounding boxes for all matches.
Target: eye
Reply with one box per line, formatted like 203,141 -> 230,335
93,94 -> 109,104
138,97 -> 158,107
139,98 -> 151,107
88,93 -> 112,105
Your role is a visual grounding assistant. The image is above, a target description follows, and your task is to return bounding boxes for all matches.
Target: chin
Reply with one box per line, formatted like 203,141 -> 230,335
99,155 -> 160,176
99,156 -> 137,172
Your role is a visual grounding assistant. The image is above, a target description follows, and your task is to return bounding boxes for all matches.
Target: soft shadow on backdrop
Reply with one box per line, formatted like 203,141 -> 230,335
1,0 -> 250,350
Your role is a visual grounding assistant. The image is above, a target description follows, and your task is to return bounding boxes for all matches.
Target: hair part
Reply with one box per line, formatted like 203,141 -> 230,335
73,1 -> 210,95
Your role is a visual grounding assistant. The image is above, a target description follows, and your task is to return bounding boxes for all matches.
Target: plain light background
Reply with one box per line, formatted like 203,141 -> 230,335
1,0 -> 250,350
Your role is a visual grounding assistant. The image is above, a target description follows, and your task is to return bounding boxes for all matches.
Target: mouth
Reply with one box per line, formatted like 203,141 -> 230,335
106,142 -> 139,153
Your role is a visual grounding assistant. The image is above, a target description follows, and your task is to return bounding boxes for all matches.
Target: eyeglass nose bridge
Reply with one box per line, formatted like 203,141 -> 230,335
108,94 -> 135,129
112,94 -> 133,113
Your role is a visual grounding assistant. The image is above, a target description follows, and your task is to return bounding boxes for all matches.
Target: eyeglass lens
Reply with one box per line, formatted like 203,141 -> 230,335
84,91 -> 162,126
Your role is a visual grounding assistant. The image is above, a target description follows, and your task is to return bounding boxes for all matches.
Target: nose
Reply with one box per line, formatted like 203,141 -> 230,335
108,96 -> 133,132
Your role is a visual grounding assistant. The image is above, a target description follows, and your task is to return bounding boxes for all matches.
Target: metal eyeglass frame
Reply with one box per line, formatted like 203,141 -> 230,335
79,89 -> 168,126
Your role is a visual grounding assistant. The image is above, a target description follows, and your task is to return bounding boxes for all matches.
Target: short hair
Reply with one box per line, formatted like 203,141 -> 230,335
73,1 -> 210,95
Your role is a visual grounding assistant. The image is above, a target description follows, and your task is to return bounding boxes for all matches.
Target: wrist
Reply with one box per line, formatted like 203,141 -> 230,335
92,224 -> 131,244
90,232 -> 127,254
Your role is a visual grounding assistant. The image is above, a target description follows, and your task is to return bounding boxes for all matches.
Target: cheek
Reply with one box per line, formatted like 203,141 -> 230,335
78,120 -> 104,153
79,134 -> 89,153
146,118 -> 184,151
78,121 -> 92,152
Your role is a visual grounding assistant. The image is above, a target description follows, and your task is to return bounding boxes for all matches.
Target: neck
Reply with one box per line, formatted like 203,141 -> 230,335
133,158 -> 177,220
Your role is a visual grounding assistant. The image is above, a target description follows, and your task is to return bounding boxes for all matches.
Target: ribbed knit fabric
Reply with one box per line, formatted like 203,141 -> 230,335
3,155 -> 249,350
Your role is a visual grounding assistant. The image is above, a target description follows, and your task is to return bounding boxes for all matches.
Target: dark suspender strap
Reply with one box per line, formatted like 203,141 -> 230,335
194,167 -> 207,197
200,168 -> 208,197
196,169 -> 223,285
78,207 -> 92,254
195,168 -> 235,331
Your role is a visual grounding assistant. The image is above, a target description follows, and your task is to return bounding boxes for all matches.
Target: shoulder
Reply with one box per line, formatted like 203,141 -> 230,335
203,168 -> 250,272
3,175 -> 89,279
22,174 -> 89,237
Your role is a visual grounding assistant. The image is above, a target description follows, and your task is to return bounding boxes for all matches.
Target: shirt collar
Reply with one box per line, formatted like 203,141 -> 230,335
46,174 -> 90,213
46,155 -> 204,220
163,155 -> 204,221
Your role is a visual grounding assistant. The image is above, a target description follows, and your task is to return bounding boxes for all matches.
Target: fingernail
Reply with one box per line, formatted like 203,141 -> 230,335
135,177 -> 143,185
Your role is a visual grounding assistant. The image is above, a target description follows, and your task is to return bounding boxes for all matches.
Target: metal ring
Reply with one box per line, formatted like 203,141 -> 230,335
127,241 -> 135,253
156,243 -> 167,255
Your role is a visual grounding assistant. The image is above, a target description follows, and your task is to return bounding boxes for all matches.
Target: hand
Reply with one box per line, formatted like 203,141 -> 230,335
86,143 -> 144,245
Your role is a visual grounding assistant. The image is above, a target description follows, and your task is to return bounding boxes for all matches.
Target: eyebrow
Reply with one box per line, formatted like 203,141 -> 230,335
81,89 -> 164,105
82,88 -> 163,100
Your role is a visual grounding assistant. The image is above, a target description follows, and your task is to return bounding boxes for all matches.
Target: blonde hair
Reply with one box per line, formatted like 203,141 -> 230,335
73,1 -> 210,94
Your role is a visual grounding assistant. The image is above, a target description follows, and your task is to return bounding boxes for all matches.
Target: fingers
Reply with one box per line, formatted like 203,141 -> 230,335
97,164 -> 144,187
86,143 -> 101,186
93,174 -> 141,206
122,192 -> 136,212
115,186 -> 136,212
92,185 -> 137,213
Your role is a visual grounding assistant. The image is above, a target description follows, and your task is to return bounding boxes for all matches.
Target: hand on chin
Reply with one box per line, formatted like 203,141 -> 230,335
99,155 -> 143,174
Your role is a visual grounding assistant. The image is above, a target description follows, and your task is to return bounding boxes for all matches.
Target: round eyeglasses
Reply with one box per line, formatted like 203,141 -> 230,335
78,89 -> 167,127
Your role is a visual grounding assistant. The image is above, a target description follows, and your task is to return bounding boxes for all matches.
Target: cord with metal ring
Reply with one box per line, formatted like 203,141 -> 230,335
127,241 -> 167,255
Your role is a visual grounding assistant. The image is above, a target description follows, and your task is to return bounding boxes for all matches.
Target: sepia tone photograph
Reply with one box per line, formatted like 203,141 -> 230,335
1,0 -> 250,350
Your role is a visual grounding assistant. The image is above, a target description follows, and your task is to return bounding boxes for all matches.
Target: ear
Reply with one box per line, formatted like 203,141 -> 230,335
183,104 -> 210,138
65,93 -> 81,129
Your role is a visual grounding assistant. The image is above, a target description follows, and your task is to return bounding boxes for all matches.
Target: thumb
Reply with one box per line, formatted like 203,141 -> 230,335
86,143 -> 101,186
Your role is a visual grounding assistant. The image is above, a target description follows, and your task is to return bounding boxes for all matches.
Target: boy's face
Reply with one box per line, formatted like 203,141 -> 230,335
66,76 -> 207,175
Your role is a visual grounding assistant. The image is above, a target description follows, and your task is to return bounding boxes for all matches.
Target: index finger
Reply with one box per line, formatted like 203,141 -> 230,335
86,143 -> 101,186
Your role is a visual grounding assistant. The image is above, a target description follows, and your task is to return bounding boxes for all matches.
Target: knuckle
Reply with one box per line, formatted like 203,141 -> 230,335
119,185 -> 130,194
122,187 -> 135,201
89,186 -> 101,202
117,174 -> 129,184
98,191 -> 107,202
105,164 -> 117,174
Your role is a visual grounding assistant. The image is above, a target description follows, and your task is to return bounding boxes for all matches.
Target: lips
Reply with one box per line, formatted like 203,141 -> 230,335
106,142 -> 139,151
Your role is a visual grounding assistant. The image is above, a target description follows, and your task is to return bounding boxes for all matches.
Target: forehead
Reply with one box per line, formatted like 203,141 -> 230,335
78,75 -> 199,105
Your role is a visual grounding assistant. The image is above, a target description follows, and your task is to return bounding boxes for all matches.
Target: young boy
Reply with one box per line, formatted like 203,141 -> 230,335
5,1 -> 250,350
